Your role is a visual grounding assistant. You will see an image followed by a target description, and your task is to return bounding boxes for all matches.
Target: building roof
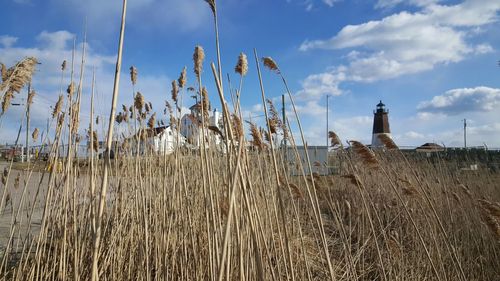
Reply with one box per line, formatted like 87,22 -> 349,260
131,126 -> 171,139
416,142 -> 445,152
377,100 -> 385,107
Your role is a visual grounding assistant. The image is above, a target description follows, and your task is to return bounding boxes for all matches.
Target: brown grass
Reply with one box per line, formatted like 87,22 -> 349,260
1,4 -> 499,281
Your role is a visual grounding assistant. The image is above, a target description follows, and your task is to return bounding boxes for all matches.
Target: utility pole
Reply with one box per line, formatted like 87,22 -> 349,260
25,83 -> 31,163
11,99 -> 25,162
463,118 -> 467,149
326,95 -> 329,147
282,94 -> 287,169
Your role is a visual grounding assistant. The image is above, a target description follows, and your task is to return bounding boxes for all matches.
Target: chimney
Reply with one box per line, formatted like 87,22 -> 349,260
371,100 -> 391,147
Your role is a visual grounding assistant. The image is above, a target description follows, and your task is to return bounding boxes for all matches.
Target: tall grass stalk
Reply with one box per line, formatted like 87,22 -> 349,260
91,0 -> 127,279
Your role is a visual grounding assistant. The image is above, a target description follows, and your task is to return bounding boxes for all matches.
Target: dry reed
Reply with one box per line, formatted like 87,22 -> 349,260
193,45 -> 205,78
235,52 -> 248,76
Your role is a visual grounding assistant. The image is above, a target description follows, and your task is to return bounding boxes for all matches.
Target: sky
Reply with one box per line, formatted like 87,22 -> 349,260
0,0 -> 499,148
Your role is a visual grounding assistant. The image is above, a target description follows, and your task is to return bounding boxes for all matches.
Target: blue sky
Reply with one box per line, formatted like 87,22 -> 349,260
1,0 -> 499,148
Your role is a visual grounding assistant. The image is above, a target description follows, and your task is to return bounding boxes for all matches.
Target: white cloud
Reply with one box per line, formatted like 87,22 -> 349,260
0,30 -> 176,144
293,100 -> 327,116
392,122 -> 500,148
36,31 -> 75,50
292,0 -> 500,147
415,111 -> 446,121
417,86 -> 500,115
322,0 -> 341,7
296,71 -> 345,100
298,0 -> 500,95
331,115 -> 372,144
0,36 -> 18,48
375,0 -> 441,9
474,44 -> 494,54
288,0 -> 339,11
402,131 -> 425,139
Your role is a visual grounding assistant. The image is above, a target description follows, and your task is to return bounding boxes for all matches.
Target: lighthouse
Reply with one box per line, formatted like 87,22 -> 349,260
371,100 -> 391,147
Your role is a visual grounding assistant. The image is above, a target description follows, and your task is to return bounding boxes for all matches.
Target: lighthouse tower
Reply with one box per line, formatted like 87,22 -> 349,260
371,100 -> 391,147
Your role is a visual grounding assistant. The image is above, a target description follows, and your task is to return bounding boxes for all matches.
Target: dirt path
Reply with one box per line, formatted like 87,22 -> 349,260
0,162 -> 47,256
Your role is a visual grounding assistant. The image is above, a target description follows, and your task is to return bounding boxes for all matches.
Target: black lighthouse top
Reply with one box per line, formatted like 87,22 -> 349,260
375,100 -> 387,113
372,100 -> 390,134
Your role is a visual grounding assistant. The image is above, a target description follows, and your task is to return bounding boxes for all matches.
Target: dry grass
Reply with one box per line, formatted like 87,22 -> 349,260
1,138 -> 499,280
0,2 -> 499,281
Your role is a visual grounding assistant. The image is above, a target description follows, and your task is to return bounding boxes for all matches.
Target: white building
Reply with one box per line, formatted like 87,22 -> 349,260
134,126 -> 186,155
180,103 -> 224,149
286,145 -> 330,175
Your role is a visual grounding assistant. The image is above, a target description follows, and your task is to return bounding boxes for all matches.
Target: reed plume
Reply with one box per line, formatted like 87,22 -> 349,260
32,128 -> 39,141
232,114 -> 243,140
201,86 -> 210,119
67,82 -> 75,96
377,134 -> 398,150
169,116 -> 177,130
204,0 -> 216,14
1,91 -> 13,115
88,130 -> 98,152
57,112 -> 65,128
122,105 -> 129,122
349,140 -> 379,169
193,45 -> 205,78
130,66 -> 138,86
165,101 -> 173,115
52,95 -> 63,118
27,90 -> 35,105
263,128 -> 271,143
480,208 -> 500,240
478,199 -> 500,219
135,92 -> 144,113
342,174 -> 362,186
0,57 -> 38,94
171,80 -> 179,103
70,102 -> 80,134
148,112 -> 156,129
115,113 -> 124,124
328,131 -> 343,148
282,123 -> 289,141
246,121 -> 265,151
178,67 -> 187,88
0,63 -> 6,82
266,99 -> 281,134
235,52 -> 248,76
262,57 -> 280,74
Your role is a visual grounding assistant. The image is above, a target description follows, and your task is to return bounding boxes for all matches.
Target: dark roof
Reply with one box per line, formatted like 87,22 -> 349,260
130,126 -> 170,139
419,143 -> 443,148
416,142 -> 444,152
377,100 -> 385,107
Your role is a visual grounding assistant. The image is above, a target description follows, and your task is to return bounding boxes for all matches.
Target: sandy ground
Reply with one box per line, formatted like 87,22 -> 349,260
0,161 -> 47,256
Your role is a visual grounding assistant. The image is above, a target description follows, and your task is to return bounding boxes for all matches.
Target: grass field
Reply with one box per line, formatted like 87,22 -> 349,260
1,0 -> 499,280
